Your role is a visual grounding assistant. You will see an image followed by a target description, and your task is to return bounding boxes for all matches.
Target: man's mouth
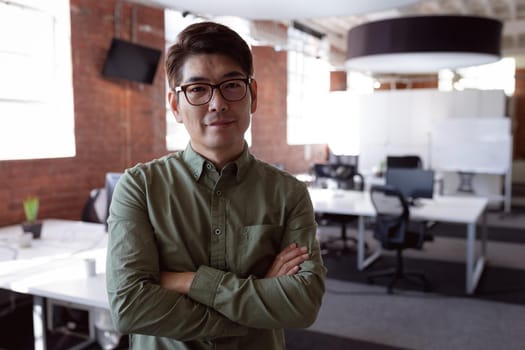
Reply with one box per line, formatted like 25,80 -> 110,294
208,120 -> 235,127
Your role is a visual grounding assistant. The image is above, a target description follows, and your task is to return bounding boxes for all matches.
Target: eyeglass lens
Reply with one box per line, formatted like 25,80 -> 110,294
184,79 -> 248,105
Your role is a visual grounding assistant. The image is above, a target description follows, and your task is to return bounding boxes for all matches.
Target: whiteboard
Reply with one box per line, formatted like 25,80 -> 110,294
430,118 -> 511,174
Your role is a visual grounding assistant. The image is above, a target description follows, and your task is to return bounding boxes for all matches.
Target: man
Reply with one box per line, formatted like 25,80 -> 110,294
106,21 -> 326,349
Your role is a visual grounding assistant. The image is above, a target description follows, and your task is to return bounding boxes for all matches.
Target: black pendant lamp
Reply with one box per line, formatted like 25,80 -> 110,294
345,15 -> 503,73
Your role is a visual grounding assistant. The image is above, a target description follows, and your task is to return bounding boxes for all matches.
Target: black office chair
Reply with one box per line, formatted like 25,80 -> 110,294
81,188 -> 106,223
312,163 -> 365,255
386,155 -> 422,169
367,185 -> 431,294
312,163 -> 364,190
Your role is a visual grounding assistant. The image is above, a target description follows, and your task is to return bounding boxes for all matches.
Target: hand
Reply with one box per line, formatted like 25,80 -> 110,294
265,243 -> 309,278
160,271 -> 195,295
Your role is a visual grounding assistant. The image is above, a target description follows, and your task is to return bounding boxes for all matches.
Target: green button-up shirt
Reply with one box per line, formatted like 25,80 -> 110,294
106,144 -> 326,350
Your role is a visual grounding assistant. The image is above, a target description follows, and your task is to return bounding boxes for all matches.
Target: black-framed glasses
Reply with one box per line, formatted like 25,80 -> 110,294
174,78 -> 252,106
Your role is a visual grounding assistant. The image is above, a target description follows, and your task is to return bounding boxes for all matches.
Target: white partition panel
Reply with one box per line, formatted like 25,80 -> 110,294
352,88 -> 511,211
356,89 -> 507,173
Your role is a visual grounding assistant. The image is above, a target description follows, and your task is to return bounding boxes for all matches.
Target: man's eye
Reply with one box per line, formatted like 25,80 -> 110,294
187,85 -> 208,93
223,81 -> 242,89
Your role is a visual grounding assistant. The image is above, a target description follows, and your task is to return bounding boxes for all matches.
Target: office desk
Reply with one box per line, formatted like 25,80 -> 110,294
31,273 -> 109,350
0,219 -> 108,350
309,188 -> 488,295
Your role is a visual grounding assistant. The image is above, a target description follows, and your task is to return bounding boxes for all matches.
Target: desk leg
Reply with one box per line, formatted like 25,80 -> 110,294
357,216 -> 365,269
357,216 -> 381,270
33,296 -> 47,350
481,211 -> 488,257
466,222 -> 486,295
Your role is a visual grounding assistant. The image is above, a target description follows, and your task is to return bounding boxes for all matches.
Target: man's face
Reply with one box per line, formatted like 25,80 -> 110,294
168,54 -> 257,157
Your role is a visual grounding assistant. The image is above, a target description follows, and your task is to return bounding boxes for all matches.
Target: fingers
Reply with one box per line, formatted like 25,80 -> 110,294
286,266 -> 299,276
279,252 -> 309,276
265,243 -> 310,278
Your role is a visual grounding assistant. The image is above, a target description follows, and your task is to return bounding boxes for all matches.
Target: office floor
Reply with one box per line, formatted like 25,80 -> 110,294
304,207 -> 525,350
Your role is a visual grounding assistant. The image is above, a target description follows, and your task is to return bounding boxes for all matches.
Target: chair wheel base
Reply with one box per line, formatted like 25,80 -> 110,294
367,269 -> 431,294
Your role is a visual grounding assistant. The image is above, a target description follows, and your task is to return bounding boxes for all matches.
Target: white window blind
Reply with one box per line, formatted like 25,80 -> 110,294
0,0 -> 74,160
286,27 -> 331,145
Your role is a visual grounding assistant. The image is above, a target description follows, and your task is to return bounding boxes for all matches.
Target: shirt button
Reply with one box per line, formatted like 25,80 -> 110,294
206,163 -> 212,170
216,190 -> 222,196
214,228 -> 221,235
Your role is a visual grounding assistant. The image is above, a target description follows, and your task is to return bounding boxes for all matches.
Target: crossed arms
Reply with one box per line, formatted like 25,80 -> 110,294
160,243 -> 310,294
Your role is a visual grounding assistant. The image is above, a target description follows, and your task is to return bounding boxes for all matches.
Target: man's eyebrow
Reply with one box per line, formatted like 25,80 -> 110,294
222,71 -> 245,79
183,71 -> 246,84
184,76 -> 207,84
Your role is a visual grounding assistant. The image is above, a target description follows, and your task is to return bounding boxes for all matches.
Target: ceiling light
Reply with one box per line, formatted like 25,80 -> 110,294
345,16 -> 503,74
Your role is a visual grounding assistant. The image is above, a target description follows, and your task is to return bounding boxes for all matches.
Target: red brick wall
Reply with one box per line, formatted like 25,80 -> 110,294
375,77 -> 438,90
250,46 -> 327,174
0,0 -> 166,226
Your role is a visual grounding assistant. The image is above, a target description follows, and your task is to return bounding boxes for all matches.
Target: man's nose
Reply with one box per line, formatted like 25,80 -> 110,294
208,88 -> 228,112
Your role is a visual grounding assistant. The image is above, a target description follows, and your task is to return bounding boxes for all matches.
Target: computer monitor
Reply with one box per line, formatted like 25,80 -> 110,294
385,168 -> 434,203
386,155 -> 422,169
328,152 -> 359,168
105,172 -> 123,231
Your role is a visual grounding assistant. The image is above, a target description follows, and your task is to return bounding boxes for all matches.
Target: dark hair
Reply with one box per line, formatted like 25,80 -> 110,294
165,21 -> 254,90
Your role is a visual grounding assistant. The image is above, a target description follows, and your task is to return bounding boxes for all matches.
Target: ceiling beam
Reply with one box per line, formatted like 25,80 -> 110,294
449,0 -> 469,14
480,0 -> 495,17
505,0 -> 517,20
503,18 -> 525,34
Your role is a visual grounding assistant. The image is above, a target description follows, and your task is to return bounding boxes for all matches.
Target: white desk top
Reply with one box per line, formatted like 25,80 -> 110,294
308,188 -> 488,224
0,219 -> 106,260
309,188 -> 375,216
0,219 -> 109,309
29,272 -> 108,309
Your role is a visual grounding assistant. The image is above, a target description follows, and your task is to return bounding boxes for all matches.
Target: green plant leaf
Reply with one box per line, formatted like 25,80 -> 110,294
23,196 -> 39,223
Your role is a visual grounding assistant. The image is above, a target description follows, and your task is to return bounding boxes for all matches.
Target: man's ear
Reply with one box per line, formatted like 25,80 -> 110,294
249,79 -> 258,114
168,90 -> 183,123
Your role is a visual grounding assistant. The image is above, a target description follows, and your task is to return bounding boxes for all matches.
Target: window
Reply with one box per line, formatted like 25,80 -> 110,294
286,27 -> 331,145
164,10 -> 193,151
0,0 -> 74,160
439,58 -> 515,96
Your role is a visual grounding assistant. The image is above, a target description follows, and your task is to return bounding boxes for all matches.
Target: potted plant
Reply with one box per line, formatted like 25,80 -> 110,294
22,196 -> 42,239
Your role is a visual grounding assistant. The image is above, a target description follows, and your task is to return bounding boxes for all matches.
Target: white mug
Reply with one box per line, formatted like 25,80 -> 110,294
84,258 -> 97,277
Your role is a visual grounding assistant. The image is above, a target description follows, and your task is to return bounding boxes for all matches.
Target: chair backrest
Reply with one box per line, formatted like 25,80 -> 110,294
312,163 -> 364,191
386,155 -> 422,169
81,188 -> 107,223
370,185 -> 410,247
105,172 -> 123,231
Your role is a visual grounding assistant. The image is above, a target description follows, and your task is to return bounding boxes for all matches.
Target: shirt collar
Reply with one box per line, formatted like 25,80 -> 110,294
182,142 -> 252,182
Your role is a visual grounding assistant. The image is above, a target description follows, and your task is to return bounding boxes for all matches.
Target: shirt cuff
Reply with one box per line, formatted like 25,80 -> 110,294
188,265 -> 225,307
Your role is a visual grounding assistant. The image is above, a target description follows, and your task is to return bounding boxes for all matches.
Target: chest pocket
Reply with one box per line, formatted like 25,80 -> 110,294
235,224 -> 283,277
